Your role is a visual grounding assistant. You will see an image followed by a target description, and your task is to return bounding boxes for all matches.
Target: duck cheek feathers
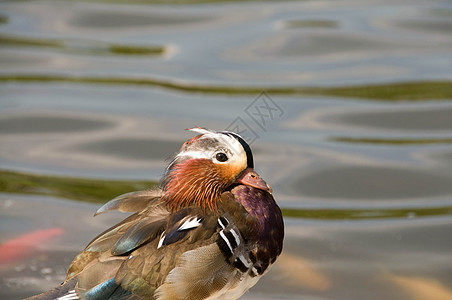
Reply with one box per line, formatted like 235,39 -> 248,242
217,162 -> 245,185
163,159 -> 231,210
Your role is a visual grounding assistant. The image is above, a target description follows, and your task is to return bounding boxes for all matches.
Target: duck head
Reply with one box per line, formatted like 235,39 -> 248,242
161,128 -> 271,210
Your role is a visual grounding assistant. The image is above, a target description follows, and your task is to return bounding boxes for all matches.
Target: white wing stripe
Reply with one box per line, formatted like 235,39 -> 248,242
57,290 -> 79,300
178,217 -> 202,231
218,218 -> 227,229
220,230 -> 233,253
229,228 -> 241,247
157,232 -> 166,249
238,254 -> 252,268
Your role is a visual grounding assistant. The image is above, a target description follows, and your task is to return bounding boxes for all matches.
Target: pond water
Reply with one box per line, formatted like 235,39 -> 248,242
1,0 -> 452,299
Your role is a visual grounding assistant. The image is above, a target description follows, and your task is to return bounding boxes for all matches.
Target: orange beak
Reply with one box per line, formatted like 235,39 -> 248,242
236,167 -> 272,194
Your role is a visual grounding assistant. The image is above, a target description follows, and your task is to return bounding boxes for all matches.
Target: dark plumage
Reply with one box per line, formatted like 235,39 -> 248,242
27,128 -> 284,300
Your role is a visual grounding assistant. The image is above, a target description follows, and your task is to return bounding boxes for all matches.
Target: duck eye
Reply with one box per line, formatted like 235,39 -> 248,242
215,152 -> 228,162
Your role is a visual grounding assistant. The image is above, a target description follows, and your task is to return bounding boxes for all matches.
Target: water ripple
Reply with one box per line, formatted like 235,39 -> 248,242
0,34 -> 166,56
0,74 -> 450,101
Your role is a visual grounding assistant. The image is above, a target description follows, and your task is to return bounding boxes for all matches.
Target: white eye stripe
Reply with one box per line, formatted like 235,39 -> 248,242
176,151 -> 211,159
177,131 -> 247,167
216,135 -> 244,157
177,149 -> 233,164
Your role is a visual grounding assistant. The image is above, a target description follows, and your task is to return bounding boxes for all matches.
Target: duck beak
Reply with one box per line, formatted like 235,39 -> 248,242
236,167 -> 272,194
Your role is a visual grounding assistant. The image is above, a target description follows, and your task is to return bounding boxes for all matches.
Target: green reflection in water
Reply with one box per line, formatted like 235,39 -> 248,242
0,34 -> 165,56
284,20 -> 338,28
281,207 -> 452,220
108,44 -> 164,55
332,137 -> 452,145
1,170 -> 451,219
0,35 -> 62,47
431,8 -> 452,18
0,15 -> 9,25
0,74 -> 451,101
0,170 -> 156,204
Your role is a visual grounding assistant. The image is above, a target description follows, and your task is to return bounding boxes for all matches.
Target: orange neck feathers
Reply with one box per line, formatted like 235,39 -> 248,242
162,159 -> 231,211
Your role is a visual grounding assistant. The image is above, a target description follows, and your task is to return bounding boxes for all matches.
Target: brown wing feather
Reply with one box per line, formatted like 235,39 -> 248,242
67,190 -> 168,280
65,190 -> 226,299
95,189 -> 162,216
65,188 -> 266,300
115,209 -> 221,298
112,217 -> 166,256
155,243 -> 236,300
153,198 -> 259,300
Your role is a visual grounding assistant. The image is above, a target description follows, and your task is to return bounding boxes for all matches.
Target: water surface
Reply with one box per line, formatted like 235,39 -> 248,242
1,0 -> 452,299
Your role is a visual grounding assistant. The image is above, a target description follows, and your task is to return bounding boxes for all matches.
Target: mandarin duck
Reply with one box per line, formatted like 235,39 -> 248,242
28,128 -> 284,300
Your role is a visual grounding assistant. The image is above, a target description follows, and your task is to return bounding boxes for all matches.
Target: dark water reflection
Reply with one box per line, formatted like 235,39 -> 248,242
0,116 -> 112,133
77,138 -> 182,161
288,165 -> 452,200
70,10 -> 211,28
322,106 -> 452,131
1,0 -> 452,299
